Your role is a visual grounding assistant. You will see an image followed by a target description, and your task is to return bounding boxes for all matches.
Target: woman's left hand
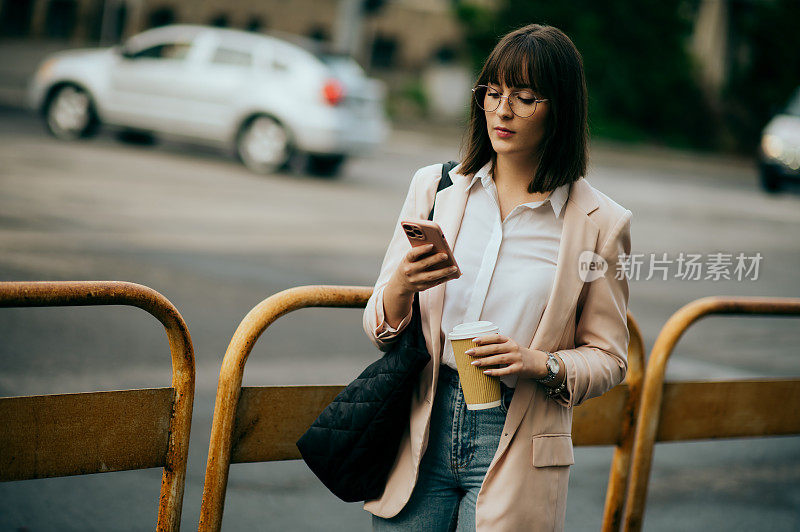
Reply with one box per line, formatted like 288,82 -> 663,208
466,334 -> 547,380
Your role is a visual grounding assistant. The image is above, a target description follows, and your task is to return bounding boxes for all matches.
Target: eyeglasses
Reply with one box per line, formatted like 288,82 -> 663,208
472,85 -> 548,118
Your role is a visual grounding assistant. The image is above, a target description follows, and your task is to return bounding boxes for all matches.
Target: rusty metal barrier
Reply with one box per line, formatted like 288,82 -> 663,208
601,311 -> 645,532
198,285 -> 645,531
0,281 -> 195,532
622,296 -> 800,531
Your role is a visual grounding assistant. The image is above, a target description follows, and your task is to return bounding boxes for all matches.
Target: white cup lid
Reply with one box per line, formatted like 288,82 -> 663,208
448,321 -> 499,340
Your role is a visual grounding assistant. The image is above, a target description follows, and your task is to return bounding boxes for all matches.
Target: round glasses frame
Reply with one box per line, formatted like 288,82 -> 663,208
472,84 -> 548,118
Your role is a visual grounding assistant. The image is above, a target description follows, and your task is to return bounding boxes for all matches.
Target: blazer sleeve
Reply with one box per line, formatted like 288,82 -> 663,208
363,165 -> 436,352
550,209 -> 632,408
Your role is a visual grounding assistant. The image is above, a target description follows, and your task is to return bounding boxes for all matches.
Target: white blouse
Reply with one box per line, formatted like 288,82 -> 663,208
375,159 -> 570,388
440,160 -> 569,388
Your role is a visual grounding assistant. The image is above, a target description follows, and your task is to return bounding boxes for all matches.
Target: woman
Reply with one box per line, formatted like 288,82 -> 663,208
363,23 -> 632,531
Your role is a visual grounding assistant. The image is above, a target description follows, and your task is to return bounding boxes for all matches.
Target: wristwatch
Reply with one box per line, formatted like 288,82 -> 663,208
537,352 -> 560,384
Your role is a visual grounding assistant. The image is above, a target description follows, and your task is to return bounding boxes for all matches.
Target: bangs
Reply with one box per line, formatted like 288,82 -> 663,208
482,35 -> 542,93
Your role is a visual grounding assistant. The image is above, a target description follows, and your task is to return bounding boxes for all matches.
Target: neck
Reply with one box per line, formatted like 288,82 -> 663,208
492,152 -> 543,194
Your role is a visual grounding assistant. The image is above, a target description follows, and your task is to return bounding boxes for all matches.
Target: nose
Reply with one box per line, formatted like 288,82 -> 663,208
496,95 -> 514,118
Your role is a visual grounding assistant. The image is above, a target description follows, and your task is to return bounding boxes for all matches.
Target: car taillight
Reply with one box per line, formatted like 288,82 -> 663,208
322,79 -> 345,106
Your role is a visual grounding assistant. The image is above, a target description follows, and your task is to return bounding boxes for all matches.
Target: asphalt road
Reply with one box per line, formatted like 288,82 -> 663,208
1,105 -> 799,531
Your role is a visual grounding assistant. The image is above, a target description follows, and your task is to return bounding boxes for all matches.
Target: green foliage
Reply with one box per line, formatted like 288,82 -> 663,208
384,76 -> 429,122
402,78 -> 429,112
455,0 -> 719,149
453,2 -> 501,79
723,0 -> 800,152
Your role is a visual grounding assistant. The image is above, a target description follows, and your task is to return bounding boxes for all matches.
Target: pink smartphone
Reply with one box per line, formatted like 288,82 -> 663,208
400,219 -> 461,276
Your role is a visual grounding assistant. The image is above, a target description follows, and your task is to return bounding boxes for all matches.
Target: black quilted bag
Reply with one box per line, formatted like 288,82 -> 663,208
296,161 -> 457,503
295,295 -> 429,502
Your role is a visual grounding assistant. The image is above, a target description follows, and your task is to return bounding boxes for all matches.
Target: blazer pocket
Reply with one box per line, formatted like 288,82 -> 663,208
532,433 -> 575,468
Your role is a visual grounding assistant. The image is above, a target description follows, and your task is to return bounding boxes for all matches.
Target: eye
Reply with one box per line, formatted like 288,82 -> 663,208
486,89 -> 501,99
516,96 -> 535,104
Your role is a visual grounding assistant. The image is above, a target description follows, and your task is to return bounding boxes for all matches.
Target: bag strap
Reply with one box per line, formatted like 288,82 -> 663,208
427,160 -> 458,221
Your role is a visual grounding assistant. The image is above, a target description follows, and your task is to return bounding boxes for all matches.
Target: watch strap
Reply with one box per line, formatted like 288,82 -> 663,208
547,378 -> 567,397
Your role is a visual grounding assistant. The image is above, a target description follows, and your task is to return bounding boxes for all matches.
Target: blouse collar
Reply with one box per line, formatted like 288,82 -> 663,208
466,159 -> 571,218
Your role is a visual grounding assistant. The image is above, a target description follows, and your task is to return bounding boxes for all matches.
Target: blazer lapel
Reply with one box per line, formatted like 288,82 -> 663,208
490,177 -> 601,464
530,178 -> 600,350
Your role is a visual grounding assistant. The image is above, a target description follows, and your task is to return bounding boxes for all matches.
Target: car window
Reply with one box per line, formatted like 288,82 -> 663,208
211,47 -> 253,67
269,59 -> 290,72
266,44 -> 296,72
127,42 -> 192,61
260,40 -> 323,74
319,54 -> 364,78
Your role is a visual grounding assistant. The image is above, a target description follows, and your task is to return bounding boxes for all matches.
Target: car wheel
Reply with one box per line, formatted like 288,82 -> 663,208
758,165 -> 782,193
307,154 -> 346,177
237,115 -> 292,174
45,84 -> 99,140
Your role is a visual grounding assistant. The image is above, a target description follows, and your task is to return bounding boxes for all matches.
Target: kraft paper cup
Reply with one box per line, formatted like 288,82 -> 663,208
449,321 -> 501,410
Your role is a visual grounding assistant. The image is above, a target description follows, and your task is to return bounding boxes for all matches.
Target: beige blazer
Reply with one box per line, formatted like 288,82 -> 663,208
362,162 -> 632,531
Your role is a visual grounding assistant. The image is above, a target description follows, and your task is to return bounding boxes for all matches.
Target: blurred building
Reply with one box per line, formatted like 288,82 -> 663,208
0,0 -> 467,72
1,0 -> 747,124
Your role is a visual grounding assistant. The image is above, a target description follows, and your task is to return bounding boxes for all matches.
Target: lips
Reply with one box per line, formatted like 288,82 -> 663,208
494,126 -> 515,138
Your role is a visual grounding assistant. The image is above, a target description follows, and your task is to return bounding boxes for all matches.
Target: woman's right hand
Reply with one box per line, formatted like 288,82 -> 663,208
388,243 -> 460,297
382,244 -> 459,330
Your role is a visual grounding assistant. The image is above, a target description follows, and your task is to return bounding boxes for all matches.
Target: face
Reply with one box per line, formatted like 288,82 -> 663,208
483,81 -> 549,160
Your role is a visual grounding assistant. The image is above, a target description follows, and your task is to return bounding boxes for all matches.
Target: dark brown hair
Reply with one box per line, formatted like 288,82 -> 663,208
459,24 -> 588,193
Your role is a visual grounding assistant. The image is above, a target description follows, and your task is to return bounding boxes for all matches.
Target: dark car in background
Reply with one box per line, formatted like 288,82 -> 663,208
758,87 -> 800,192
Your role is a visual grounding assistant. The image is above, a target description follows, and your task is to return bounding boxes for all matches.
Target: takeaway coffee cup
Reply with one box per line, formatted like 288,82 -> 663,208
448,321 -> 502,410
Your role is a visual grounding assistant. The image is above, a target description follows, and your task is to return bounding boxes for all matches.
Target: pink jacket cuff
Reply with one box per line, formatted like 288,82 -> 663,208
373,285 -> 413,340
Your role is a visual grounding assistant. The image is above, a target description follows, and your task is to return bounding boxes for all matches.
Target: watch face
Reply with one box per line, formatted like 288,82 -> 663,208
547,356 -> 559,374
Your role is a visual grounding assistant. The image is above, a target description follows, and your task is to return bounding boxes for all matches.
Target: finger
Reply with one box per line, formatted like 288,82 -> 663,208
466,341 -> 509,358
407,244 -> 435,261
473,334 -> 505,346
483,363 -> 520,377
471,353 -> 515,367
413,268 -> 460,291
409,256 -> 453,275
412,265 -> 458,284
417,252 -> 451,270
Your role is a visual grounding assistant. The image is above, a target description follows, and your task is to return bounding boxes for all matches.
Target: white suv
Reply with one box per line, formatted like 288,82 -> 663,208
29,24 -> 390,176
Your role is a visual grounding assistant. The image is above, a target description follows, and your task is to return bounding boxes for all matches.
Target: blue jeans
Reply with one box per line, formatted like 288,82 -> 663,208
372,365 -> 515,531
